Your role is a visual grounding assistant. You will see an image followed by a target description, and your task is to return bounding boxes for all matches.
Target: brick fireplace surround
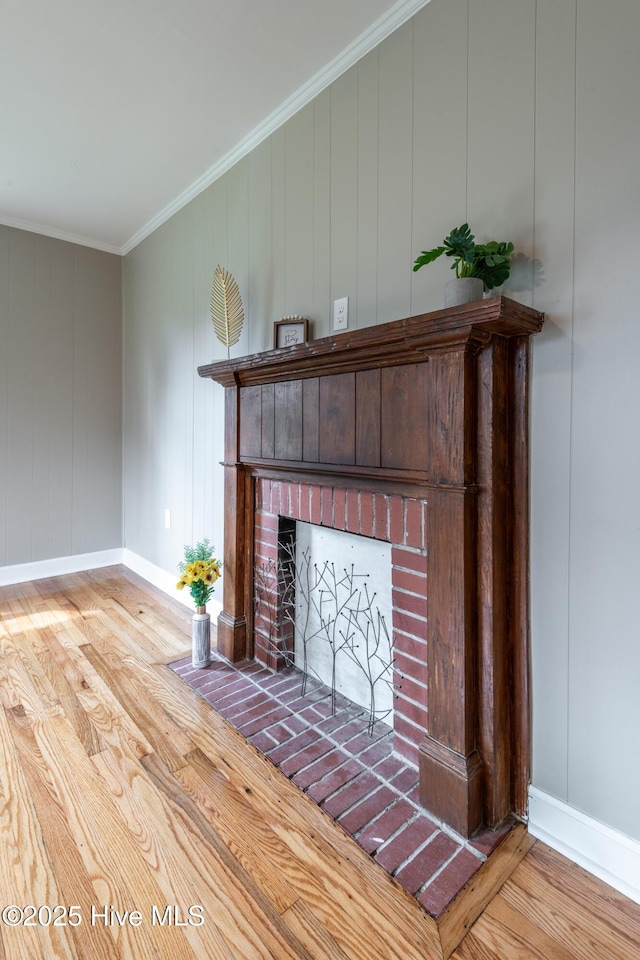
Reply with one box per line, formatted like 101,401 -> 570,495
253,477 -> 430,767
198,297 -> 544,840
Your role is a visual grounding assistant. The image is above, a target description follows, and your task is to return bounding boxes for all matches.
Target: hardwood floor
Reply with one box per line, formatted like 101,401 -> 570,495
0,566 -> 638,960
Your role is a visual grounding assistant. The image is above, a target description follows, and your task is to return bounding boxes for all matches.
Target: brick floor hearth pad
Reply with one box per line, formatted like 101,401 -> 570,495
171,651 -> 516,916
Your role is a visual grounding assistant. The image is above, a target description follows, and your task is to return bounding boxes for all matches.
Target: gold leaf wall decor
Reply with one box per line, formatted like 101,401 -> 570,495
210,265 -> 244,358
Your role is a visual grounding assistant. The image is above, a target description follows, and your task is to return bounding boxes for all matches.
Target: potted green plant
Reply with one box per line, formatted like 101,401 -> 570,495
413,223 -> 514,307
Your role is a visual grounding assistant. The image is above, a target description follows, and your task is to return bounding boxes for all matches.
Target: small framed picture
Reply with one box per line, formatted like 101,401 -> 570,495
273,316 -> 309,349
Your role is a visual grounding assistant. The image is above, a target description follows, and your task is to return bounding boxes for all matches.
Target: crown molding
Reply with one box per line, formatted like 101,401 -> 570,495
2,0 -> 432,256
121,0 -> 432,255
0,213 -> 122,255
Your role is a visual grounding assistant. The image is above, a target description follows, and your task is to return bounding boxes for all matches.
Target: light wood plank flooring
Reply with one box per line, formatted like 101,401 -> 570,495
0,566 -> 638,960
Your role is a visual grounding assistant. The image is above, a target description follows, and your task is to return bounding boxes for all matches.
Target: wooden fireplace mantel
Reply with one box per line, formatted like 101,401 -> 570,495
199,295 -> 542,388
198,296 -> 544,837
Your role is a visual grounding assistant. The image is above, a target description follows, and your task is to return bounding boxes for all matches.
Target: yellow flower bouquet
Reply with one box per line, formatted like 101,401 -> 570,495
176,538 -> 221,609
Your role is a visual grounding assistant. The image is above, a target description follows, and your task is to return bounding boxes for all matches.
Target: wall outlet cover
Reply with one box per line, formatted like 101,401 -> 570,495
333,296 -> 349,331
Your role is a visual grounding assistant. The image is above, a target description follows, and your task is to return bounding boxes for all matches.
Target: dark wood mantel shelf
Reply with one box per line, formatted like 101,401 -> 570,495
198,296 -> 544,838
198,296 -> 543,387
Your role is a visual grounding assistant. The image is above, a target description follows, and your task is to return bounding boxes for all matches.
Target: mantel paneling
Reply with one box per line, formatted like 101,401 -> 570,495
221,299 -> 543,488
318,373 -> 356,465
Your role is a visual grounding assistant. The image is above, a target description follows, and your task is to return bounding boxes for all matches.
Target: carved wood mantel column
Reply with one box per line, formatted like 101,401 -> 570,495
216,384 -> 248,662
199,297 -> 543,837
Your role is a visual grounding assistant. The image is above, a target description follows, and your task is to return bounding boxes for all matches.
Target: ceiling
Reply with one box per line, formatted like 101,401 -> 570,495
0,0 -> 428,255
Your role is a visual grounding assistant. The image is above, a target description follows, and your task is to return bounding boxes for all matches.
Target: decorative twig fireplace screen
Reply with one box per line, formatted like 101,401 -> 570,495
254,537 -> 395,735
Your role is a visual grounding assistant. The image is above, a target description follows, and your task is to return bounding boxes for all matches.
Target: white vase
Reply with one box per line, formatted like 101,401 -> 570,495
444,277 -> 484,308
192,606 -> 211,668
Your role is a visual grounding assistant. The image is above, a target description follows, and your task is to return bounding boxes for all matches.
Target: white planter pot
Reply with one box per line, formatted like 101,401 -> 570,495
192,607 -> 211,668
444,277 -> 484,308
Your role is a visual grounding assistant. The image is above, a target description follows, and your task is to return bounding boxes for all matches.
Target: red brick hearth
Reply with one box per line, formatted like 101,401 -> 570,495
170,652 -> 515,917
253,477 -> 428,767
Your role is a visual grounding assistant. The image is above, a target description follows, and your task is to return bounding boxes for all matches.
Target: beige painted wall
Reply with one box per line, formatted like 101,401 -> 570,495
123,0 -> 640,842
0,226 -> 122,565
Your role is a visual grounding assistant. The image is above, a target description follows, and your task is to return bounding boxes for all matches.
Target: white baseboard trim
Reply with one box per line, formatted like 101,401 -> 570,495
122,548 -> 223,618
0,547 -> 223,621
528,786 -> 640,905
0,549 -> 125,586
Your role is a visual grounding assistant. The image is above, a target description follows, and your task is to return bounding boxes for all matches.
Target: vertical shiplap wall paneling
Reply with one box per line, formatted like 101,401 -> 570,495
226,158 -> 251,570
410,0 -> 469,316
136,232 -> 161,555
0,227 -> 121,570
356,49 -> 379,329
32,236 -> 52,560
190,193 -> 210,548
377,21 -> 414,325
181,205 -> 195,553
146,232 -> 163,551
180,209 -> 193,560
210,177 -> 229,362
124,241 -> 140,554
200,188 -> 216,550
330,70 -> 359,331
271,129 -> 286,327
249,140 -> 273,352
568,0 -> 640,840
529,0 -> 577,801
185,199 -> 207,551
119,0 -> 640,849
312,90 -> 331,336
7,230 -> 35,563
467,0 -> 536,305
227,159 -> 250,356
0,228 -> 8,563
72,246 -> 93,554
82,248 -> 122,552
207,178 -> 228,546
75,245 -> 93,555
122,247 -> 135,550
134,230 -> 157,560
47,242 -> 74,560
150,228 -> 166,559
155,224 -> 174,563
164,211 -> 187,572
284,104 -> 315,325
